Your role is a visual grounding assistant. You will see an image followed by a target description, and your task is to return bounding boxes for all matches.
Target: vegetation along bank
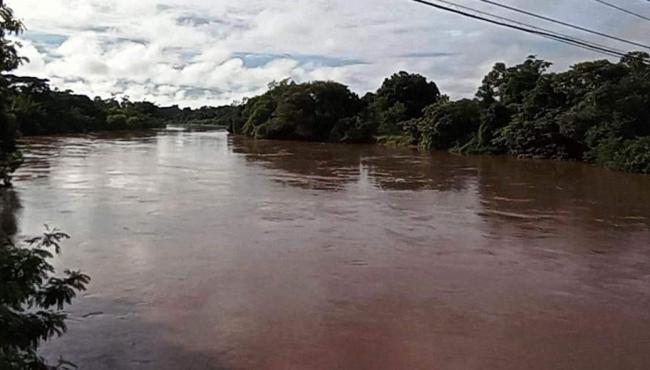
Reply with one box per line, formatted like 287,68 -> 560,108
3,52 -> 650,187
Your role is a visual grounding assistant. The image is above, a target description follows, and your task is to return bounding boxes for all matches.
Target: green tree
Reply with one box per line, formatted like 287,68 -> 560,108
407,99 -> 481,151
477,56 -> 551,108
0,2 -> 26,187
372,71 -> 440,135
238,80 -> 365,142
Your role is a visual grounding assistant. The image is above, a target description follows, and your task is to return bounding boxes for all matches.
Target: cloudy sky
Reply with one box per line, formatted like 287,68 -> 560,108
9,0 -> 650,108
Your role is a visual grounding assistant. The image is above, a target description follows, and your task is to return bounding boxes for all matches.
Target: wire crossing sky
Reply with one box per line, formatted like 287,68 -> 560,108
478,0 -> 650,50
413,0 -> 646,62
593,0 -> 650,22
436,0 -> 628,56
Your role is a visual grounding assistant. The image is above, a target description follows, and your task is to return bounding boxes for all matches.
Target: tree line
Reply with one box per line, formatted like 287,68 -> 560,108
0,74 -> 241,186
2,33 -> 650,188
228,53 -> 650,174
4,75 -> 244,136
3,53 -> 650,180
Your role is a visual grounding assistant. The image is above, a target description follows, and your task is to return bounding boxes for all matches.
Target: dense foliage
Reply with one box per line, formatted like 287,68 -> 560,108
226,54 -> 650,174
155,104 -> 241,127
5,73 -> 245,137
6,75 -> 168,136
0,4 -> 25,187
405,54 -> 650,174
231,80 -> 367,142
0,228 -> 89,370
370,71 -> 441,135
1,76 -> 238,183
230,72 -> 440,143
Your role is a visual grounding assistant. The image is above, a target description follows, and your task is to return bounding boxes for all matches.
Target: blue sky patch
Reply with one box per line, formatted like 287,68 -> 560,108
400,52 -> 456,59
233,52 -> 368,68
23,31 -> 67,47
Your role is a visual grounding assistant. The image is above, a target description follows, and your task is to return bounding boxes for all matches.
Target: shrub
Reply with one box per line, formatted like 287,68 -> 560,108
0,228 -> 90,370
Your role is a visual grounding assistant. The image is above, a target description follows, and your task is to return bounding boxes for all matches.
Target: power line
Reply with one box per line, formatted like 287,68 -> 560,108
412,0 -> 635,59
434,0 -> 629,56
410,0 -> 647,62
478,0 -> 650,51
593,0 -> 650,22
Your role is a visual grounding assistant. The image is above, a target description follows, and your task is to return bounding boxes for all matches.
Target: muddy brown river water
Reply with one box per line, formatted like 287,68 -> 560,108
3,128 -> 650,369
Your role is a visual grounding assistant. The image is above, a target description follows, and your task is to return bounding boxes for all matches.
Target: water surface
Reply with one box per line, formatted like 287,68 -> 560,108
6,129 -> 650,369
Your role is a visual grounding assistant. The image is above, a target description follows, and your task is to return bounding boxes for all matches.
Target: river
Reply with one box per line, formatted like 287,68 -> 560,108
4,128 -> 650,369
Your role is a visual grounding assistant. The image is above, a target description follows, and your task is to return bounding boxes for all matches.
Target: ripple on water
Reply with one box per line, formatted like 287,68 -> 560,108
13,131 -> 650,370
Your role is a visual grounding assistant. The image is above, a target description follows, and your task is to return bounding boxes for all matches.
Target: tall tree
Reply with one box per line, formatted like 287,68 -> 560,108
0,1 -> 26,187
372,71 -> 440,135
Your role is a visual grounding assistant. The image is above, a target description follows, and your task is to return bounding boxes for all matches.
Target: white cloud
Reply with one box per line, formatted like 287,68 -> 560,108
7,0 -> 650,107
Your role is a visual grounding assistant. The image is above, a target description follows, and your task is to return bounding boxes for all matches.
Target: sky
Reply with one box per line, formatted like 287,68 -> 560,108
8,0 -> 650,108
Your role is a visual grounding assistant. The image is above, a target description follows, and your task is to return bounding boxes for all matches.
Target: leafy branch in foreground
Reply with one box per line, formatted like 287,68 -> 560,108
0,227 -> 90,370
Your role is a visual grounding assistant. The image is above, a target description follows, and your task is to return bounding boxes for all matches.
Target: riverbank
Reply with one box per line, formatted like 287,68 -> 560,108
227,54 -> 650,175
5,53 -> 650,183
